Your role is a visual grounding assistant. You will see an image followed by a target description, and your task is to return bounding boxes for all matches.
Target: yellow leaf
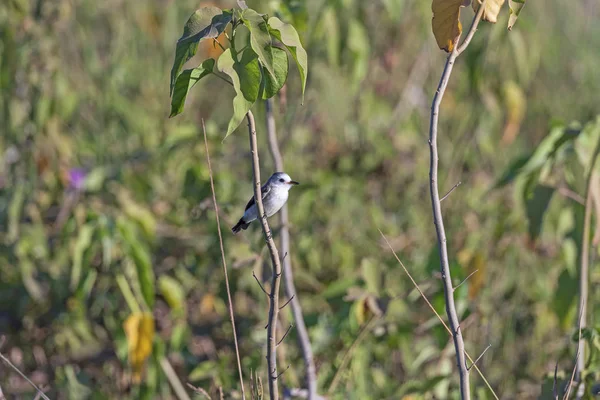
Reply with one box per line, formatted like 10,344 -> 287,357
473,0 -> 506,23
432,0 -> 467,52
124,312 -> 155,383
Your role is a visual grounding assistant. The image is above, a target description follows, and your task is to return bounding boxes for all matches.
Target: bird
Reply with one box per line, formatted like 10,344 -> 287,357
231,172 -> 299,234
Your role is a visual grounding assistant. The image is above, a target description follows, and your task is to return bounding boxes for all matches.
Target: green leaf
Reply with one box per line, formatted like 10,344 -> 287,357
268,16 -> 308,103
262,47 -> 288,99
348,19 -> 370,85
170,58 -> 215,117
217,48 -> 260,138
494,127 -> 579,188
118,219 -> 155,308
170,7 -> 232,95
552,269 -> 577,329
508,0 -> 526,31
242,9 -> 275,79
235,49 -> 261,101
524,183 -> 554,241
158,275 -> 186,314
71,224 -> 95,290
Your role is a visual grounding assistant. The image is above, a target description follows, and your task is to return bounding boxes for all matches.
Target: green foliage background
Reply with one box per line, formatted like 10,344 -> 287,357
1,0 -> 600,398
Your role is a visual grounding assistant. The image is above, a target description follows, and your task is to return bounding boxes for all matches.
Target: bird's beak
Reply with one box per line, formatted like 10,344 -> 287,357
289,180 -> 300,185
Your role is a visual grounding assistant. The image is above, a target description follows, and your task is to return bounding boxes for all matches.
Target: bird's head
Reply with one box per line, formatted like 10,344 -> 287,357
269,172 -> 299,190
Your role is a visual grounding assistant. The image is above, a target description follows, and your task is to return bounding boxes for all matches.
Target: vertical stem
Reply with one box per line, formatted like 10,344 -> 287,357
427,4 -> 486,399
574,132 -> 600,397
265,99 -> 318,399
201,120 -> 246,400
246,111 -> 283,400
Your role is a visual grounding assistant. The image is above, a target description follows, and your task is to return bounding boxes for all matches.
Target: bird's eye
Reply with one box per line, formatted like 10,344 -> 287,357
279,178 -> 285,182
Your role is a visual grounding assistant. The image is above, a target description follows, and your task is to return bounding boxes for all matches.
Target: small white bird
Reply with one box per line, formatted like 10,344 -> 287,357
231,172 -> 299,234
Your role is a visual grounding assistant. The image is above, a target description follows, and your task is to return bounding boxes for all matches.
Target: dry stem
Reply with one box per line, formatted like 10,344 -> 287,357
246,110 -> 283,400
427,3 -> 487,399
201,120 -> 246,399
265,98 -> 318,399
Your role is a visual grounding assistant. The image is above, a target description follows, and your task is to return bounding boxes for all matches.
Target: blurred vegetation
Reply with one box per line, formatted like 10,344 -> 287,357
1,0 -> 600,399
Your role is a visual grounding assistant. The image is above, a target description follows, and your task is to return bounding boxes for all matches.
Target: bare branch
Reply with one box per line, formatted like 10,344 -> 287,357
272,365 -> 291,381
441,181 -> 462,202
453,269 -> 478,292
201,119 -> 246,399
187,383 -> 212,400
467,344 -> 491,371
277,325 -> 294,347
253,270 -> 271,298
159,357 -> 191,400
246,110 -> 283,400
427,2 -> 487,398
265,98 -> 318,399
565,307 -> 585,400
0,351 -> 50,400
379,231 -> 499,400
280,295 -> 295,310
553,362 -> 559,400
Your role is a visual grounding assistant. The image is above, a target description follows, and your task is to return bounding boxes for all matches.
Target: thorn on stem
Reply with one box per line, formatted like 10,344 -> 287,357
277,325 -> 294,347
253,271 -> 270,298
453,269 -> 478,292
441,181 -> 462,202
271,365 -> 290,381
467,344 -> 492,371
280,295 -> 295,310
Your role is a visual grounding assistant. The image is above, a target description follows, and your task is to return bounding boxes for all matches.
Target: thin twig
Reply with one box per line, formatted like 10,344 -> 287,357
265,98 -> 317,399
553,185 -> 585,205
159,357 -> 192,400
201,119 -> 246,399
246,110 -> 283,400
327,316 -> 377,395
553,362 -> 559,400
573,131 -> 600,397
427,3 -> 486,399
565,306 -> 585,400
187,383 -> 212,399
279,295 -> 295,310
467,344 -> 491,371
441,181 -> 462,202
274,365 -> 291,381
253,270 -> 271,297
277,325 -> 294,347
379,230 -> 499,400
0,352 -> 50,400
454,269 -> 478,292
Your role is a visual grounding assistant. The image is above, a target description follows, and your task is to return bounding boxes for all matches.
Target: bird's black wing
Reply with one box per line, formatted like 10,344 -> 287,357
244,184 -> 271,211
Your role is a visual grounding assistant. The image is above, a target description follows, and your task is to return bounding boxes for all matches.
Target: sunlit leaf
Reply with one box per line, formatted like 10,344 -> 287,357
268,16 -> 308,102
262,47 -> 289,99
158,275 -> 186,315
170,7 -> 232,94
118,219 -> 155,308
242,9 -> 275,79
217,49 -> 260,138
431,0 -> 466,52
71,224 -> 95,290
124,312 -> 155,383
170,58 -> 215,117
473,0 -> 505,23
552,270 -> 577,329
508,0 -> 526,30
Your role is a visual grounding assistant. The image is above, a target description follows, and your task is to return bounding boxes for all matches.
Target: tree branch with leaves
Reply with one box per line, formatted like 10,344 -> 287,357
428,0 -> 526,398
169,4 -> 308,400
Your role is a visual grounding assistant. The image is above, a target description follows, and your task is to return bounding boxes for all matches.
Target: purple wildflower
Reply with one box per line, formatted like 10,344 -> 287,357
68,168 -> 87,191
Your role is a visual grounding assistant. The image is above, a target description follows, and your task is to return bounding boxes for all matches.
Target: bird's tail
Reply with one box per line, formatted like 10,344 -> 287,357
232,218 -> 250,234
